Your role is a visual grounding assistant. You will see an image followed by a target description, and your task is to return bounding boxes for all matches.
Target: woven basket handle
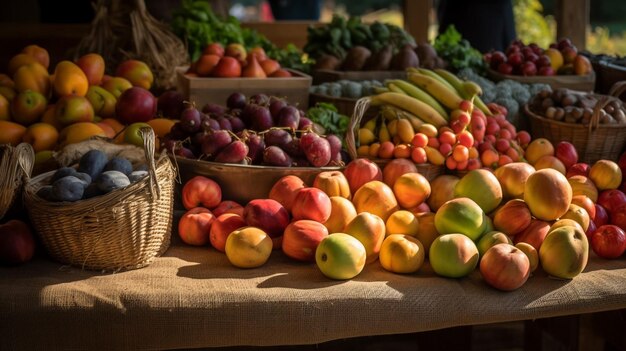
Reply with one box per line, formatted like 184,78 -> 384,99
139,127 -> 160,200
15,143 -> 35,181
589,95 -> 616,133
346,97 -> 372,160
609,81 -> 626,99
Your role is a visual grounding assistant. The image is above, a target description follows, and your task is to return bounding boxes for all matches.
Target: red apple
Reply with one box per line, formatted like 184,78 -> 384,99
243,199 -> 290,238
497,63 -> 513,75
490,51 -> 507,69
282,219 -> 329,262
610,203 -> 626,231
514,219 -> 551,251
555,141 -> 578,169
343,158 -> 383,194
211,56 -> 242,78
538,66 -> 556,76
115,87 -> 156,124
597,190 -> 626,214
0,219 -> 36,264
480,243 -> 530,291
178,207 -> 215,246
224,43 -> 247,62
566,163 -> 590,178
536,55 -> 552,68
558,38 -> 573,50
181,176 -> 222,210
269,175 -> 306,213
586,220 -> 597,241
618,152 -> 626,174
291,187 -> 331,223
594,204 -> 610,228
212,200 -> 244,217
203,43 -> 225,57
525,52 -> 539,64
507,53 -> 524,67
590,225 -> 626,259
209,213 -> 247,252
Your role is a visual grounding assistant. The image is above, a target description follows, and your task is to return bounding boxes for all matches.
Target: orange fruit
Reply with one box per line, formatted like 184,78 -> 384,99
58,122 -> 106,147
525,138 -> 554,165
147,118 -> 177,139
22,122 -> 59,152
378,141 -> 395,159
21,44 -> 50,69
0,120 -> 27,146
96,122 -> 116,139
393,144 -> 411,159
7,53 -> 39,76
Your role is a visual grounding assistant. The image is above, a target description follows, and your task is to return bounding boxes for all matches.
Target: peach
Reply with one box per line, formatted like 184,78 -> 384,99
313,170 -> 351,199
116,60 -> 154,90
22,122 -> 59,152
0,120 -> 27,146
525,138 -> 554,165
393,172 -> 431,209
76,53 -> 106,85
178,207 -> 215,246
534,155 -> 566,175
382,158 -> 417,187
344,212 -> 386,263
194,54 -> 221,77
379,234 -> 425,274
13,62 -> 50,96
589,160 -> 622,190
513,219 -> 551,251
282,219 -> 329,262
225,226 -> 273,268
454,168 -> 503,213
243,199 -> 290,239
269,175 -> 306,212
385,210 -> 419,237
209,213 -> 247,252
11,90 -> 47,126
427,175 -> 460,211
260,59 -> 281,76
291,187 -> 332,223
493,199 -> 532,236
324,196 -> 357,234
21,44 -> 50,69
352,180 -> 399,221
55,95 -> 95,126
53,60 -> 89,97
524,169 -> 572,221
568,175 -> 598,203
344,158 -> 383,194
415,212 -> 438,254
58,122 -> 106,147
101,77 -> 133,99
560,203 -> 591,232
494,162 -> 535,199
182,176 -> 222,210
7,53 -> 40,77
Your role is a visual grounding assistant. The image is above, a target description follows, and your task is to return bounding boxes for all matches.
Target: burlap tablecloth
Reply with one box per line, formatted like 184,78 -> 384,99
2,239 -> 626,350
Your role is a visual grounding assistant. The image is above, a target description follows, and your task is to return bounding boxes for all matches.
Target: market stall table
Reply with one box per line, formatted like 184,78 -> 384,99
2,238 -> 626,350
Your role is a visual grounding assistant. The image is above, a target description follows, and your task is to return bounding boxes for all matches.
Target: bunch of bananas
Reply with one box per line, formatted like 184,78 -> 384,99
355,68 -> 493,166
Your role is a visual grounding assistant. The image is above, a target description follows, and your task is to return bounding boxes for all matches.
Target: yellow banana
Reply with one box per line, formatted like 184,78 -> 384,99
434,68 -> 492,116
387,82 -> 408,95
378,119 -> 391,143
370,92 -> 447,128
396,118 -> 415,144
407,72 -> 464,111
388,79 -> 449,120
415,68 -> 459,94
425,146 -> 445,166
373,86 -> 390,94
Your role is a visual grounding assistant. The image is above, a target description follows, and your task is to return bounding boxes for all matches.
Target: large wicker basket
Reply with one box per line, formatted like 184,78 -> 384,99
23,128 -> 176,271
525,94 -> 626,164
346,97 -> 444,181
0,143 -> 34,220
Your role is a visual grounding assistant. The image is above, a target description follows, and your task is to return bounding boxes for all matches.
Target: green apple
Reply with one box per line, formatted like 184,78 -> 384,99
11,90 -> 47,125
434,197 -> 487,241
315,233 -> 366,280
429,233 -> 479,278
85,85 -> 116,118
123,122 -> 151,147
539,225 -> 588,279
476,231 -> 512,257
54,95 -> 94,126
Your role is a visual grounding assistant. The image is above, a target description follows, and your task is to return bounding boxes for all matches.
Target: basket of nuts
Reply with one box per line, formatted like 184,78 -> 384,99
524,87 -> 626,163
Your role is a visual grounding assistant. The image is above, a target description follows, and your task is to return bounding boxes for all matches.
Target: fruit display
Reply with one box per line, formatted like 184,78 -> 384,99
171,0 -> 311,73
0,44 -> 181,170
485,38 -> 593,77
35,149 -> 148,202
309,80 -> 383,99
305,15 -> 444,72
163,92 -> 343,167
186,43 -> 293,78
527,88 -> 626,125
352,68 -> 532,172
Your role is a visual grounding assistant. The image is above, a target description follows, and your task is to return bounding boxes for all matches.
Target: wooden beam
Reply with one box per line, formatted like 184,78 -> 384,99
403,0 -> 432,44
555,0 -> 589,50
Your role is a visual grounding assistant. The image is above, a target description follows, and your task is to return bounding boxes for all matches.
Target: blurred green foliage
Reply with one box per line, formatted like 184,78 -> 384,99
513,0 -> 554,48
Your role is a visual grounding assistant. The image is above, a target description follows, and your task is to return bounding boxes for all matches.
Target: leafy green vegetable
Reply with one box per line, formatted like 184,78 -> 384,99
433,25 -> 486,74
171,0 -> 312,72
307,103 -> 350,138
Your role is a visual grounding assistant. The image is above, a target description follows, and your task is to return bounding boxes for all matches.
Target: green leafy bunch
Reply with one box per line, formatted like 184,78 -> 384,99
433,25 -> 486,73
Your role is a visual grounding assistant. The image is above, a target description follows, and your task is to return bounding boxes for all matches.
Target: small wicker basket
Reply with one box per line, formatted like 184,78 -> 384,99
0,143 -> 34,220
23,128 -> 176,271
345,97 -> 444,181
525,93 -> 626,164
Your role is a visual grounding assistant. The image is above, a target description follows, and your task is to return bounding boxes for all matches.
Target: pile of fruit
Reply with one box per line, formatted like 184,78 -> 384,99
163,92 -> 344,167
175,149 -> 626,290
354,68 -> 532,172
485,38 -> 593,77
186,43 -> 292,78
306,15 -> 444,72
36,149 -> 147,202
0,44 -> 182,164
528,88 -> 626,125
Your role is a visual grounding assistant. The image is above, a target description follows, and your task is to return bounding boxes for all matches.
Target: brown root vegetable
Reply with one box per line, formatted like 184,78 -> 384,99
390,45 -> 419,70
364,45 -> 393,71
315,54 -> 342,71
554,108 -> 565,121
415,43 -> 437,65
341,46 -> 372,71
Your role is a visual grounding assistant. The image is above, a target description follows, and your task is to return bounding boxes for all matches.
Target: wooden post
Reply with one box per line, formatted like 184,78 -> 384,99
555,0 -> 589,50
403,0 -> 432,44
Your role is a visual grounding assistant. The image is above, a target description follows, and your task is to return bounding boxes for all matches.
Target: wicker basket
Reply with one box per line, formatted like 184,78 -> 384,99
23,128 -> 176,271
346,97 -> 444,181
525,94 -> 626,164
0,143 -> 34,220
486,68 -> 596,92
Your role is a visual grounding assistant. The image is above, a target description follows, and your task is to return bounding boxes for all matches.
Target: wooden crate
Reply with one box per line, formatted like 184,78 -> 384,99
312,69 -> 406,85
176,67 -> 312,108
